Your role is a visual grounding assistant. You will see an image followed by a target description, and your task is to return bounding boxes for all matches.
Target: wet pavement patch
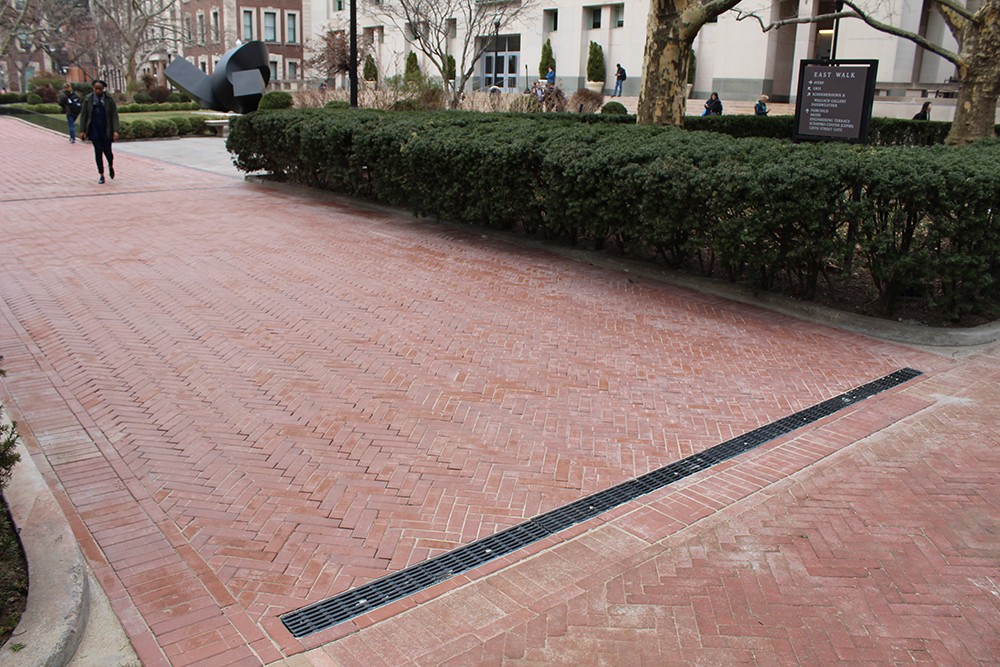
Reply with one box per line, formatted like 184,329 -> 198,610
281,368 -> 922,638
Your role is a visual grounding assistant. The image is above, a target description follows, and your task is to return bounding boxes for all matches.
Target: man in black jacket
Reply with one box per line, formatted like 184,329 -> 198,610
78,80 -> 120,184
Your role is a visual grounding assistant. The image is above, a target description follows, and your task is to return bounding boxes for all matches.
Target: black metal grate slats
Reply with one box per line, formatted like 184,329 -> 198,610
281,367 -> 921,638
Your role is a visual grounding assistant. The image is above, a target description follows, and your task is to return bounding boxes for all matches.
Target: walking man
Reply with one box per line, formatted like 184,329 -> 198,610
78,80 -> 120,184
613,64 -> 626,97
58,83 -> 82,143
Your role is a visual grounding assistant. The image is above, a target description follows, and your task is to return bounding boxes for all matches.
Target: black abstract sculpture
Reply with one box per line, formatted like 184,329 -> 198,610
165,41 -> 271,113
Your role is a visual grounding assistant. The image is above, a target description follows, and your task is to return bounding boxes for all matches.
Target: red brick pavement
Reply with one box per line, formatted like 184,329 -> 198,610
0,117 -> 996,666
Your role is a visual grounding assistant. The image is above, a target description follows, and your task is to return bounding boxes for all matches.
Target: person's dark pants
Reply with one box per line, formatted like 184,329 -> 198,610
91,136 -> 114,175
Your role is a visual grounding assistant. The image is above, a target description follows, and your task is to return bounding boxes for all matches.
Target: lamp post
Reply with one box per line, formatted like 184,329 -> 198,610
831,0 -> 843,60
349,0 -> 358,107
493,19 -> 500,89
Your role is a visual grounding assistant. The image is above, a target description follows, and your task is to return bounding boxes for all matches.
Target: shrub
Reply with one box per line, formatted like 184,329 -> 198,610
128,119 -> 155,139
26,103 -> 61,114
568,88 -> 604,114
0,360 -> 22,492
149,86 -> 171,103
601,101 -> 628,115
390,98 -> 420,112
153,118 -> 178,137
28,73 -> 64,96
33,84 -> 58,103
187,116 -> 207,134
325,100 -> 350,110
510,94 -> 543,113
404,52 -> 422,85
258,91 -> 294,110
539,39 -> 555,80
26,93 -> 42,105
133,91 -> 153,104
0,93 -> 26,104
446,54 -> 456,82
166,92 -> 184,103
587,42 -> 606,82
170,116 -> 192,135
363,54 -> 378,82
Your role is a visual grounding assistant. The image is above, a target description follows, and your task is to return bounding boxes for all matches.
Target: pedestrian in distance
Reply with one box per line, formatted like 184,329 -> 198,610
78,80 -> 120,184
58,83 -> 82,143
546,66 -> 555,87
613,64 -> 626,97
912,101 -> 931,120
755,94 -> 769,116
702,92 -> 723,116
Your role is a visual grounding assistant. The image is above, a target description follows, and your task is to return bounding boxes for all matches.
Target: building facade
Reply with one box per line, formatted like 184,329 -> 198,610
311,0 -> 960,103
174,0 -> 306,87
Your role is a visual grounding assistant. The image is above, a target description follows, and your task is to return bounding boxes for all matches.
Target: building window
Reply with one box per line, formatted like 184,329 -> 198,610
211,10 -> 220,42
363,25 -> 384,47
197,12 -> 205,44
335,0 -> 344,9
544,9 -> 558,31
591,7 -> 601,29
614,4 -> 624,28
286,12 -> 298,43
269,60 -> 278,80
242,10 -> 254,40
263,11 -> 277,42
287,61 -> 298,79
184,15 -> 192,42
446,18 -> 457,38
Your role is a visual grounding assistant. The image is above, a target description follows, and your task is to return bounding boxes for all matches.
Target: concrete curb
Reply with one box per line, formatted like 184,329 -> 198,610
0,434 -> 87,667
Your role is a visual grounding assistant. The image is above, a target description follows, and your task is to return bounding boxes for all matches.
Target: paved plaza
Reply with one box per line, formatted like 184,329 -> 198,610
0,117 -> 998,666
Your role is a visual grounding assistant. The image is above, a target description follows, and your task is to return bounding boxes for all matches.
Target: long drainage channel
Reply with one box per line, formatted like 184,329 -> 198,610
281,367 -> 922,638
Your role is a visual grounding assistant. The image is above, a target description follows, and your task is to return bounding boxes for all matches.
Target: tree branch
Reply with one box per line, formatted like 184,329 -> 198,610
732,1 -> 961,67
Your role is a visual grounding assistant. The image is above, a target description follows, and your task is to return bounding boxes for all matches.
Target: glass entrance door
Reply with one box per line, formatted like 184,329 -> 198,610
482,34 -> 521,92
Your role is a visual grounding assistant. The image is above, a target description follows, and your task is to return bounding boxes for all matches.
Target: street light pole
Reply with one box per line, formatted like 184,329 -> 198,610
349,0 -> 358,107
493,19 -> 500,89
831,0 -> 843,60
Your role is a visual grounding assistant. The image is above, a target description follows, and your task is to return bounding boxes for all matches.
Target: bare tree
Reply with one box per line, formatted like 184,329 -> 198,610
306,27 -> 351,82
86,0 -> 180,87
374,0 -> 536,108
733,0 -> 1000,145
0,0 -> 33,59
637,0 -> 744,127
1,0 -> 90,90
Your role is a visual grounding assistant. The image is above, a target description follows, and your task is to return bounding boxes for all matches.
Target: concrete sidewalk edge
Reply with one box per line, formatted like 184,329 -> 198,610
0,434 -> 87,667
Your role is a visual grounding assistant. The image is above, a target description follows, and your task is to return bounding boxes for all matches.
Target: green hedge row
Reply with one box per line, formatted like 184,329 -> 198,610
5,101 -> 200,114
681,114 -> 987,146
230,109 -> 997,322
0,104 -> 211,139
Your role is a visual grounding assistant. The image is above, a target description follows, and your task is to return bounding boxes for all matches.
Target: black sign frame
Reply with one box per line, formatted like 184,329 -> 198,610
794,59 -> 878,144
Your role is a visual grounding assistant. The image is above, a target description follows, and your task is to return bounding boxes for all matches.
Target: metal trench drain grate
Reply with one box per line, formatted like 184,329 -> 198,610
281,367 -> 922,638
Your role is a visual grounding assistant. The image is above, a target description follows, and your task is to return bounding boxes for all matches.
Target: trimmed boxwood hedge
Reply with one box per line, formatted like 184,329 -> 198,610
223,108 -> 996,322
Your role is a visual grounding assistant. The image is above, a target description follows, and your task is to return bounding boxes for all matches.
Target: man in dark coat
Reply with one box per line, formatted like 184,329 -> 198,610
78,80 -> 120,184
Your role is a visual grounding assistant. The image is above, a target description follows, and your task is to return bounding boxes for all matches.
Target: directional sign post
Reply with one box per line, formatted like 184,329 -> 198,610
794,59 -> 878,143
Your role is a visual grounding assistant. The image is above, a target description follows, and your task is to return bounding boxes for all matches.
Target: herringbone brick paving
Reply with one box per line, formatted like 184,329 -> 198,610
0,118 -> 996,665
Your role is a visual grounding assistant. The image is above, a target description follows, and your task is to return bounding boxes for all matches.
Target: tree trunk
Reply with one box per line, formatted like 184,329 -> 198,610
637,0 -> 697,126
946,16 -> 1000,146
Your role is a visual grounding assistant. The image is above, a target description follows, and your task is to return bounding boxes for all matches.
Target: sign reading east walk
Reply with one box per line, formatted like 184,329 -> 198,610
794,59 -> 878,144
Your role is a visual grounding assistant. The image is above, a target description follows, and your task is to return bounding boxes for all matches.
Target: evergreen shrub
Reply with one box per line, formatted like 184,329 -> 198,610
259,91 -> 294,110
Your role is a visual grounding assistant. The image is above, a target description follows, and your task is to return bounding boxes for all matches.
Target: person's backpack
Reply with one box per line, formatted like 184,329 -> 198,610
67,92 -> 82,115
619,67 -> 627,81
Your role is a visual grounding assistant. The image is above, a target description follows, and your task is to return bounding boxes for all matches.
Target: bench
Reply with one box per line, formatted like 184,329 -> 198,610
204,118 -> 230,137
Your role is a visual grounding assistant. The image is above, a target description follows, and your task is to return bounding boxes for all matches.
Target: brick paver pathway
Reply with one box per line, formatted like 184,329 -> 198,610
1,118 -> 996,666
